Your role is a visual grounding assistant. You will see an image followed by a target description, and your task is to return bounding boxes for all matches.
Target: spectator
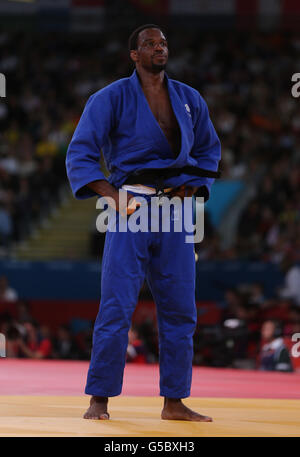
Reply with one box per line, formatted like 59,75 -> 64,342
126,327 -> 148,364
0,202 -> 13,254
258,320 -> 293,372
0,275 -> 18,302
4,322 -> 21,358
53,325 -> 80,360
278,253 -> 300,307
15,300 -> 33,323
249,283 -> 266,307
18,322 -> 52,359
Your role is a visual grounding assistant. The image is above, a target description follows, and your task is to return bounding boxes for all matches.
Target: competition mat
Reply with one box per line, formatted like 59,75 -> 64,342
1,360 -> 299,437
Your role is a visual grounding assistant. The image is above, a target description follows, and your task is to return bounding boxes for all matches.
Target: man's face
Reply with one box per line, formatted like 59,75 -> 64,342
130,28 -> 168,73
261,321 -> 276,342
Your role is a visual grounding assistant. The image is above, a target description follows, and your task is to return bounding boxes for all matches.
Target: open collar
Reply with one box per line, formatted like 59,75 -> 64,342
129,69 -> 192,166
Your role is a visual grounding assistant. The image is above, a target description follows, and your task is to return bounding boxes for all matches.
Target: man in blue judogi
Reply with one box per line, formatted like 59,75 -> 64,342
66,24 -> 221,421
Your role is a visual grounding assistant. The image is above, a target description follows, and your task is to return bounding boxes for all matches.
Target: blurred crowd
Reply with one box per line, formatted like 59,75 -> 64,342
236,162 -> 300,263
194,281 -> 300,371
0,279 -> 148,363
1,275 -> 299,371
0,33 -> 76,256
0,29 -> 299,369
0,29 -> 299,261
0,276 -> 92,360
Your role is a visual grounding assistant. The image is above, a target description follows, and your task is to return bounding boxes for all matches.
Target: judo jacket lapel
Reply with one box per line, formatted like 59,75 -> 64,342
129,70 -> 194,166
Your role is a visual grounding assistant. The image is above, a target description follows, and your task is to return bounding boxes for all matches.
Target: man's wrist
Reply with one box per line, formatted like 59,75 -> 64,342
87,180 -> 118,199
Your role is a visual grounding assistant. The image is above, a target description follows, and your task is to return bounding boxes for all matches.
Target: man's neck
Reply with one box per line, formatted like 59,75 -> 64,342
136,66 -> 165,91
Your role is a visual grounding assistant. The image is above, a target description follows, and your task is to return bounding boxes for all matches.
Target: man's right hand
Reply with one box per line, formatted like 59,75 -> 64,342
87,180 -> 141,217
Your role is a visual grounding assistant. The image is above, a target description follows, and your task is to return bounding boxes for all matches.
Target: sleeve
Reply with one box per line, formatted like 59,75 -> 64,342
191,94 -> 221,201
65,90 -> 114,199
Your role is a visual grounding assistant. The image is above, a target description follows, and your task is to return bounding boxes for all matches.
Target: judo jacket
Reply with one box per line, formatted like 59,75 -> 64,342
66,69 -> 221,202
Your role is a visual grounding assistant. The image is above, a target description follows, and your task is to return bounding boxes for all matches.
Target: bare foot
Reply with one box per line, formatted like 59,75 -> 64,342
83,396 -> 110,420
161,398 -> 212,422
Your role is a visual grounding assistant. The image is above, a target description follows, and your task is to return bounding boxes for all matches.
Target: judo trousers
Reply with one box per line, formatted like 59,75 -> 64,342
85,192 -> 197,398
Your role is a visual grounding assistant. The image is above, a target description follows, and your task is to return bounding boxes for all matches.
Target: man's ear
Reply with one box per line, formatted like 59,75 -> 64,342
130,50 -> 138,64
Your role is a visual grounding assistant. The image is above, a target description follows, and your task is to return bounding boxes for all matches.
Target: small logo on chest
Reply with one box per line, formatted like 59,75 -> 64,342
185,103 -> 191,117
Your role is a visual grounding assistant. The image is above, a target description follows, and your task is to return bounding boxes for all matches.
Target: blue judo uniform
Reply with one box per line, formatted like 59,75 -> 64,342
66,69 -> 221,398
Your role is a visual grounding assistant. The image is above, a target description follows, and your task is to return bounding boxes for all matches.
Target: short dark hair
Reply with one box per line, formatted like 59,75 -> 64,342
128,24 -> 166,51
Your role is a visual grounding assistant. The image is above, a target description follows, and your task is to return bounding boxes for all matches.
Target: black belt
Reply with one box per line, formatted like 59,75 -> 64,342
124,166 -> 221,196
